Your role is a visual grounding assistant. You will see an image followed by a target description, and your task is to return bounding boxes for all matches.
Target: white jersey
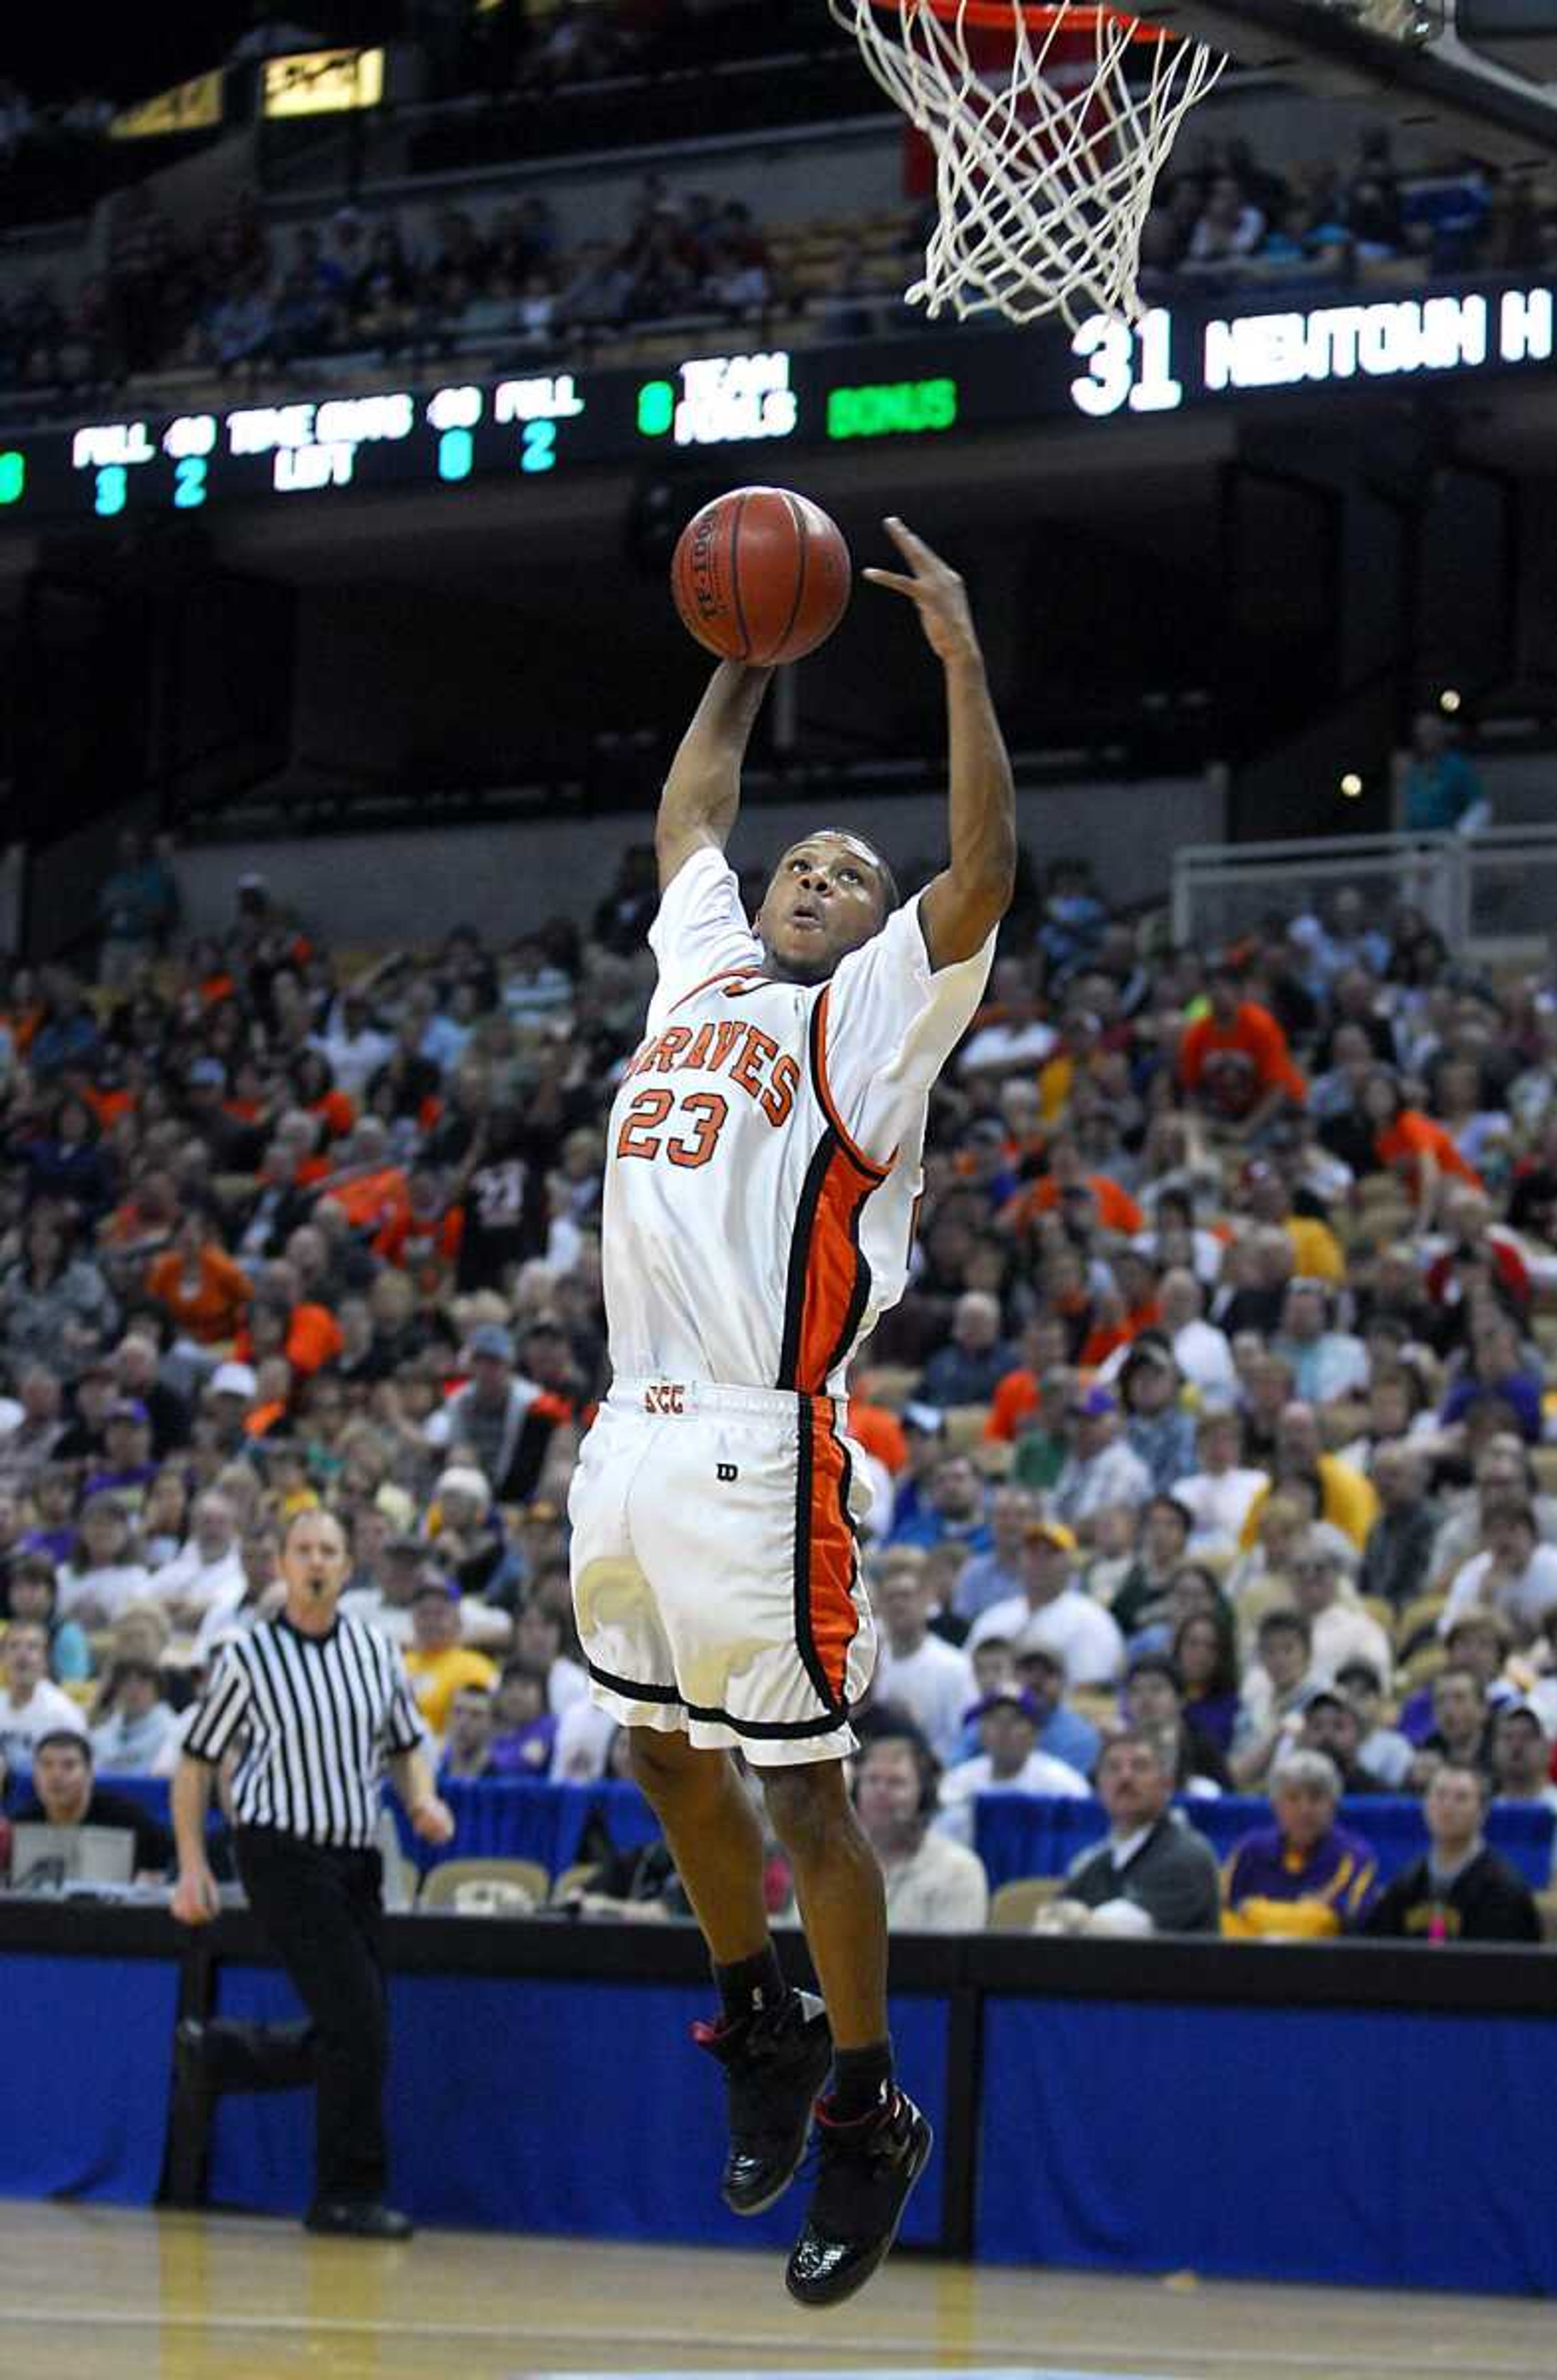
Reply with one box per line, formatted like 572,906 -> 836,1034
603,848 -> 994,1396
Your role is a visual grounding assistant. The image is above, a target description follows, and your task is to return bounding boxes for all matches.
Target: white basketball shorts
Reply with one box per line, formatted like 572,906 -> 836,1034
568,1377 -> 877,1767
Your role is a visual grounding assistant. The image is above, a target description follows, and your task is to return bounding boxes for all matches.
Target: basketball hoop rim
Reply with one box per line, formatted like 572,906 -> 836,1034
869,0 -> 1173,37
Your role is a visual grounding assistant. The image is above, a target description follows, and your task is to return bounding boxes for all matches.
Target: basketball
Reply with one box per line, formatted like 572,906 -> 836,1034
671,486 -> 851,665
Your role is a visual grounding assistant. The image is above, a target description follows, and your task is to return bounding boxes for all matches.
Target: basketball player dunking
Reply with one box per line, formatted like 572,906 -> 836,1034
570,519 -> 1014,2305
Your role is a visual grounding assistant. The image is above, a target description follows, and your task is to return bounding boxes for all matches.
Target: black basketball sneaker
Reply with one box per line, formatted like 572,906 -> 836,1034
692,1988 -> 833,2217
785,2086 -> 933,2309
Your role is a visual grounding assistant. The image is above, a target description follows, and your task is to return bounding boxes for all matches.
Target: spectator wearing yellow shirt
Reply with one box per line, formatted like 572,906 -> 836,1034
1245,1162 -> 1345,1286
1037,1008 -> 1107,1123
1239,1401 -> 1381,1551
403,1577 -> 498,1737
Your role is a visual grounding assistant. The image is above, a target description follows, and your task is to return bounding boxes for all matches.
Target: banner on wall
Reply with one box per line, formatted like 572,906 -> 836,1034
109,70 -> 224,140
261,48 -> 386,118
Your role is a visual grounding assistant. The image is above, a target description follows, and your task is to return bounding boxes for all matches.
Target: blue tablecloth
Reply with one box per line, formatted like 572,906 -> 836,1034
20,1776 -> 1552,1895
390,1777 -> 662,1876
974,1791 -> 1556,1891
0,1951 -> 179,2203
980,1994 -> 1557,2292
208,1961 -> 950,2248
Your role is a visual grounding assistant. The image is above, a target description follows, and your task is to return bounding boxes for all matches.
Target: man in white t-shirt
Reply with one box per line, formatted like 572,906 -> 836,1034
871,1552 -> 976,1762
568,519 -> 1015,2309
1285,1542 -> 1393,1685
1173,1407 -> 1267,1550
151,1491 -> 246,1633
192,1519 -> 285,1664
968,1520 -> 1125,1686
1156,1268 -> 1237,1397
853,1732 -> 989,1930
936,1688 -> 1089,1847
1442,1499 -> 1557,1647
0,1619 -> 81,1774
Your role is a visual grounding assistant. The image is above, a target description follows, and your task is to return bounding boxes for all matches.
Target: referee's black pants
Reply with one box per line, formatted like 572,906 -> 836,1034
224,1826 -> 391,2209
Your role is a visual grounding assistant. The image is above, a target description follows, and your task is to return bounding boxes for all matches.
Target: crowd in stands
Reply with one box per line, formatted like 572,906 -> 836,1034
5,94 -> 1554,410
1139,129 -> 1555,300
0,175 -> 787,403
1,720 -> 1556,1938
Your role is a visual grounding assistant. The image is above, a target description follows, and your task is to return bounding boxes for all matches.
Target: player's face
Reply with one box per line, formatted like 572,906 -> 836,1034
755,835 -> 888,985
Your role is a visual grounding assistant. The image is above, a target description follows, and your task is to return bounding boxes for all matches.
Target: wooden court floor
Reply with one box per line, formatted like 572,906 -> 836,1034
4,2206 -> 1553,2380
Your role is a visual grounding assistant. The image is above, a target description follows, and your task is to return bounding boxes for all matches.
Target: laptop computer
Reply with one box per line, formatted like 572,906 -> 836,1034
8,1823 -> 136,1890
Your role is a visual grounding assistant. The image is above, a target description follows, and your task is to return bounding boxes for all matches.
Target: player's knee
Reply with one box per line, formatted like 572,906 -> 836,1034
627,1726 -> 710,1801
763,1761 -> 849,1862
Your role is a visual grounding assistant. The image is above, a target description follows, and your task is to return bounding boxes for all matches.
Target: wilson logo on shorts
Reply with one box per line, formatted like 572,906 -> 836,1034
643,1381 -> 686,1415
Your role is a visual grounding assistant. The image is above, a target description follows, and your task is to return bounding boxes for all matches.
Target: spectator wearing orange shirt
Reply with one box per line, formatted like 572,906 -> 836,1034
999,1129 -> 1144,1240
101,1165 -> 182,1256
374,1165 -> 465,1299
1178,966 -> 1306,1140
234,1292 -> 344,1379
315,1118 -> 411,1236
1362,1069 -> 1483,1225
290,1051 -> 356,1145
144,1208 -> 251,1345
982,1315 -> 1071,1444
1076,1256 -> 1162,1372
845,1358 -> 909,1475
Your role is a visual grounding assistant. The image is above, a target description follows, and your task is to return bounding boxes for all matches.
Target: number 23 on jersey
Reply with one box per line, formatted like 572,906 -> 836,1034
616,1087 -> 729,1168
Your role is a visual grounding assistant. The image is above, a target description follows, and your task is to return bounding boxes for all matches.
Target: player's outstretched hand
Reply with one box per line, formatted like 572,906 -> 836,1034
863,517 -> 981,669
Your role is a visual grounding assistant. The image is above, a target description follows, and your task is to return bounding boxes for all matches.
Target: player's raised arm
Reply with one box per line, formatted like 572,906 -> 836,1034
655,660 -> 775,892
864,517 -> 1016,967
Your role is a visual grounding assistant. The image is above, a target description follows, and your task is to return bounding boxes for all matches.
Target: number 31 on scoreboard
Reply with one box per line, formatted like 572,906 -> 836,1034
1068,309 -> 1183,420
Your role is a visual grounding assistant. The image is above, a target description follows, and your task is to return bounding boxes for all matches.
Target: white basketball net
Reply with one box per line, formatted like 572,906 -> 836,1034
830,0 -> 1225,328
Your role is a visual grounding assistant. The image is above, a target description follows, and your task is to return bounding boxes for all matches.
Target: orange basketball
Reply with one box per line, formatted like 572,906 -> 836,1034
671,486 -> 851,665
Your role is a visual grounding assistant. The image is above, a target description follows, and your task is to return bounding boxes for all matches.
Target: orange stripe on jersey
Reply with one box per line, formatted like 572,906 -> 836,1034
795,1394 -> 861,1709
779,1137 -> 881,1396
669,966 -> 764,1016
810,986 -> 894,1181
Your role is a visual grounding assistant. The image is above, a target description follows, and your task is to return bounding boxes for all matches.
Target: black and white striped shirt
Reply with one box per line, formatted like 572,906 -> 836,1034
184,1613 -> 425,1848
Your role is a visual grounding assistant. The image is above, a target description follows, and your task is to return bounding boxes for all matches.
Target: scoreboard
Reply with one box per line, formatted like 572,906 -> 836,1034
1,276 -> 1552,525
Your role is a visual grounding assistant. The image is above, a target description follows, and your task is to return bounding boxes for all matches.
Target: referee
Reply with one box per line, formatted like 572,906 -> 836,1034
171,1506 -> 453,2239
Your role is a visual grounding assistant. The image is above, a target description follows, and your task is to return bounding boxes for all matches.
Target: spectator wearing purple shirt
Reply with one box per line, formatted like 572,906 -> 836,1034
1222,1752 -> 1380,1938
487,1660 -> 558,1775
1437,1315 -> 1544,1445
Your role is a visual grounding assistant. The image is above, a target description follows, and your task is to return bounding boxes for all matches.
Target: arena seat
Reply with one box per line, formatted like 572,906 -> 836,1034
1394,1593 -> 1447,1653
418,1856 -> 550,1913
1400,1642 -> 1448,1693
